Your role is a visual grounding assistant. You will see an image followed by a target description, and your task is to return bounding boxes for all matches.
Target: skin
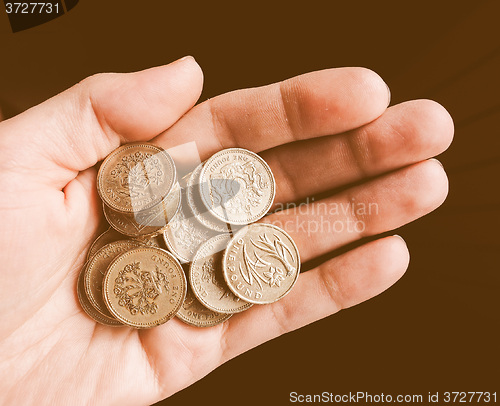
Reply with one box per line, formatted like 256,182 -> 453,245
0,57 -> 453,405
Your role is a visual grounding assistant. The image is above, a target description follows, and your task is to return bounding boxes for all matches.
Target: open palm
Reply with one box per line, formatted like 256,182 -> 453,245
0,57 -> 453,405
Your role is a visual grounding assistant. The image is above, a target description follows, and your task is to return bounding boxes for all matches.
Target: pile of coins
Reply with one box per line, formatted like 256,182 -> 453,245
77,143 -> 300,328
98,143 -> 181,238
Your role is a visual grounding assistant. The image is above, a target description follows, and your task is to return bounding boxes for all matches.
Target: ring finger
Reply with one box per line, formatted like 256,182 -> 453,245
261,159 -> 448,263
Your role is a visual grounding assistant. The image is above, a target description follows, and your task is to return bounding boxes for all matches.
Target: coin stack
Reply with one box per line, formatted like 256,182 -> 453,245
78,144 -> 300,329
98,142 -> 181,238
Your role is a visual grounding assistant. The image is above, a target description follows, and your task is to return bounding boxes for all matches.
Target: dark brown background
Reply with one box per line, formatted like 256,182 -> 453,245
1,1 -> 498,405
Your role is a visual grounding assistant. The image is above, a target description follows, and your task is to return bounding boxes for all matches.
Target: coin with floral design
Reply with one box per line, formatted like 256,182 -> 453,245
97,142 -> 177,213
103,247 -> 186,328
199,148 -> 275,225
190,234 -> 252,314
223,223 -> 300,304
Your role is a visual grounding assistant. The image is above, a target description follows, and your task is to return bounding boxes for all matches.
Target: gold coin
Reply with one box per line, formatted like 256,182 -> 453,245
176,284 -> 232,328
97,142 -> 177,213
84,240 -> 143,319
223,223 -> 300,304
87,227 -> 124,261
163,191 -> 219,263
190,234 -> 252,314
103,247 -> 187,328
77,266 -> 123,327
199,148 -> 276,225
186,163 -> 230,233
103,183 -> 181,237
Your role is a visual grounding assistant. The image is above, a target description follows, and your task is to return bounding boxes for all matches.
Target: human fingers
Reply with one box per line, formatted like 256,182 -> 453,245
263,99 -> 453,207
153,67 -> 390,161
262,159 -> 448,262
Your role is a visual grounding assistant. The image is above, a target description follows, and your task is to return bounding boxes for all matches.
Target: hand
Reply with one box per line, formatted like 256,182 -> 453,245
0,57 -> 453,405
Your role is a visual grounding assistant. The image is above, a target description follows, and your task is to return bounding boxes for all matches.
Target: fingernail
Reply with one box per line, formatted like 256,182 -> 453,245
386,83 -> 391,107
177,55 -> 195,63
428,158 -> 444,169
392,234 -> 407,246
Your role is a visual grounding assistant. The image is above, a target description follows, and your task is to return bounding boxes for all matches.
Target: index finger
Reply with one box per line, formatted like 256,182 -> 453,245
154,67 -> 390,161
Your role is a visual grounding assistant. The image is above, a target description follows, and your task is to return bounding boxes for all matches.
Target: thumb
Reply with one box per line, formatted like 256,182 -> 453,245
0,56 -> 203,189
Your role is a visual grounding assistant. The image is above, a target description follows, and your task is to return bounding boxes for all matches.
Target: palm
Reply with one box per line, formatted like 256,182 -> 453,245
0,59 -> 453,405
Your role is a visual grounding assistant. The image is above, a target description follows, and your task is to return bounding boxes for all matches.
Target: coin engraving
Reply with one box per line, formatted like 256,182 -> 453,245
110,150 -> 163,199
223,223 -> 300,304
113,261 -> 169,316
98,143 -> 176,213
103,247 -> 187,328
241,233 -> 296,289
199,148 -> 275,225
190,234 -> 252,314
